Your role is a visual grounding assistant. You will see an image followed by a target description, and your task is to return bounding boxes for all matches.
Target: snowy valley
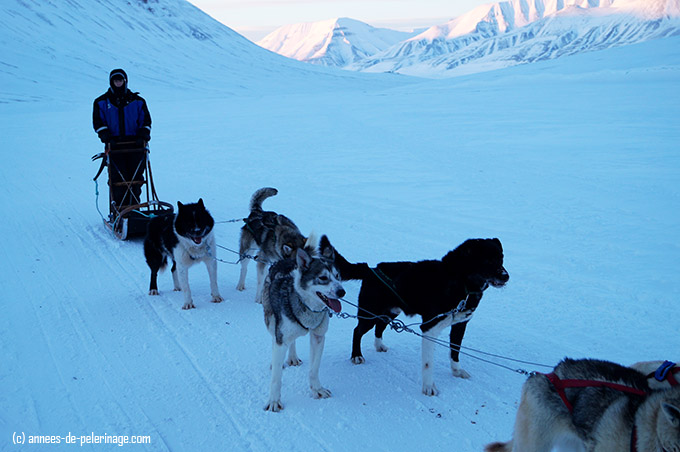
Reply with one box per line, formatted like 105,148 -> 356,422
1,0 -> 679,451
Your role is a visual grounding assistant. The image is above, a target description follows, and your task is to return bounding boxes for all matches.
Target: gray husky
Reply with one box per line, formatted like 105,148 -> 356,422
236,187 -> 306,303
486,358 -> 680,452
262,235 -> 345,412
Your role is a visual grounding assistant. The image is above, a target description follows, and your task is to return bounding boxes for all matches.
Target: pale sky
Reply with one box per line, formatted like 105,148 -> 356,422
186,0 -> 492,41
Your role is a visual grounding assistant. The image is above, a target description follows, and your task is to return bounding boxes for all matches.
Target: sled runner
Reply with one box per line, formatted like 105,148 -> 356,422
92,141 -> 173,240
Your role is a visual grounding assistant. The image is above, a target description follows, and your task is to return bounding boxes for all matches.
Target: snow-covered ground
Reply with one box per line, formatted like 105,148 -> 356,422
1,4 -> 679,450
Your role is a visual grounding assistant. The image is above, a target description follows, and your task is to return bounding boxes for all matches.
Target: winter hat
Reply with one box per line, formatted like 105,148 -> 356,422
109,68 -> 128,93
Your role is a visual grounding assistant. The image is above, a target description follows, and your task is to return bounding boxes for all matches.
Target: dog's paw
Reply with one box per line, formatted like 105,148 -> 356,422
311,387 -> 332,399
451,368 -> 471,379
264,400 -> 284,412
211,294 -> 224,303
236,283 -> 245,291
422,382 -> 440,397
182,301 -> 196,310
351,356 -> 365,365
451,362 -> 471,379
374,338 -> 389,353
173,287 -> 182,292
149,289 -> 159,296
451,369 -> 471,378
286,357 -> 302,367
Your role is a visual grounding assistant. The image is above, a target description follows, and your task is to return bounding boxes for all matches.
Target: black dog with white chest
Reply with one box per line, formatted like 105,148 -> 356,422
333,238 -> 509,395
144,199 -> 223,310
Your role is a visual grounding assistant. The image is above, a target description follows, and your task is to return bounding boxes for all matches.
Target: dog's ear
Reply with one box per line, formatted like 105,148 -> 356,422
319,235 -> 335,261
492,238 -> 502,251
462,239 -> 477,254
282,243 -> 293,257
662,402 -> 680,427
296,247 -> 312,270
197,198 -> 205,208
177,201 -> 184,209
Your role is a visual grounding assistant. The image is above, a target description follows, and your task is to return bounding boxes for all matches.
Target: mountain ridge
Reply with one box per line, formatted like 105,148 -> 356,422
0,0 -> 411,103
256,17 -> 421,67
257,0 -> 680,77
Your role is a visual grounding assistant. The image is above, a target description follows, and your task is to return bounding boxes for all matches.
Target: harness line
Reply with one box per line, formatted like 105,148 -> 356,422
368,267 -> 410,309
215,244 -> 271,265
335,297 -> 552,375
94,179 -> 107,222
206,219 -> 551,375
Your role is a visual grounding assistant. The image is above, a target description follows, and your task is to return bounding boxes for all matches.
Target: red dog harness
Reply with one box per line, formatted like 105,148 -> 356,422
543,372 -> 647,413
543,361 -> 677,452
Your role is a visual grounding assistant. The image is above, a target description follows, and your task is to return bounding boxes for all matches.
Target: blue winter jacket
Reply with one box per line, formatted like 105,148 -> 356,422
93,89 -> 151,139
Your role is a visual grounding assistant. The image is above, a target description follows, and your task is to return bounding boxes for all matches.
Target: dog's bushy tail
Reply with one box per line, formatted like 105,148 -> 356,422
484,441 -> 512,452
304,232 -> 319,256
249,187 -> 278,212
333,248 -> 372,281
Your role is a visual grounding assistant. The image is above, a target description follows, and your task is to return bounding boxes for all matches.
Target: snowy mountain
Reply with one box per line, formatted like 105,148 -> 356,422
255,0 -> 680,77
256,17 -> 420,67
353,0 -> 680,77
0,0 -> 405,104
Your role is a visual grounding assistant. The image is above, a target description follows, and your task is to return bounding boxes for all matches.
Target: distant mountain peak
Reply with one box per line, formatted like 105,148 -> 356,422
256,18 -> 420,67
357,0 -> 680,77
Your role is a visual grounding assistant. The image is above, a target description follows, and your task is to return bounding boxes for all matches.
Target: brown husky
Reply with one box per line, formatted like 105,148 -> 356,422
236,187 -> 306,303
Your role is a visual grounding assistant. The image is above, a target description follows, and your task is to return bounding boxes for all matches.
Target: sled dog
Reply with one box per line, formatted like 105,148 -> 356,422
144,199 -> 223,310
333,238 -> 509,395
262,235 -> 345,412
236,187 -> 306,303
485,358 -> 680,452
631,360 -> 679,390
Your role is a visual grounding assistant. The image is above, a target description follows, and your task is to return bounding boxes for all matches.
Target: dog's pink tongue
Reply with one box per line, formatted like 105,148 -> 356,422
327,298 -> 341,313
193,237 -> 202,245
317,292 -> 342,313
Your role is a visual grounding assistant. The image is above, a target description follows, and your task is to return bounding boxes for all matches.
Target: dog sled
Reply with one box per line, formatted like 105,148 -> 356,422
92,140 -> 173,240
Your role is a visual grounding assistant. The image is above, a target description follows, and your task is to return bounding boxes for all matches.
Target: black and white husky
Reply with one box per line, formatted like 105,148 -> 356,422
486,358 -> 680,452
262,235 -> 345,412
144,199 -> 223,310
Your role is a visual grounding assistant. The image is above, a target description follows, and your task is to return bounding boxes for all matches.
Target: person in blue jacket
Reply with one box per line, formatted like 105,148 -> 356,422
92,69 -> 152,212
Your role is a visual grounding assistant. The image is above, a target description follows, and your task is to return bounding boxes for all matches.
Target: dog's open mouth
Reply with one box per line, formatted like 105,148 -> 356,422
192,236 -> 203,245
491,275 -> 510,287
316,292 -> 341,313
490,270 -> 509,288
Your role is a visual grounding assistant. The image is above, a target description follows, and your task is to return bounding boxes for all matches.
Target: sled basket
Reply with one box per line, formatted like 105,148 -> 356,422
93,141 -> 173,240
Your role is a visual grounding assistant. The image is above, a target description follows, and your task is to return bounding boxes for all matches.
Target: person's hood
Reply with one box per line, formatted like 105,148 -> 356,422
109,68 -> 128,95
